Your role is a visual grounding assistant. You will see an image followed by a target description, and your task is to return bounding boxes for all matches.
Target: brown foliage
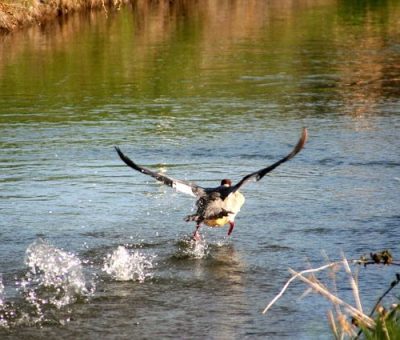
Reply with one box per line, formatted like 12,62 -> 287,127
0,0 -> 127,33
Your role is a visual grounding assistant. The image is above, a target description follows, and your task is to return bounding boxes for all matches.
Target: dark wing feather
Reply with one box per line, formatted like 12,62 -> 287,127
231,128 -> 308,192
115,147 -> 204,197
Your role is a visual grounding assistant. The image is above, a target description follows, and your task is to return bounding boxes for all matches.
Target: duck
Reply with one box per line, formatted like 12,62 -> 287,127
115,128 -> 307,239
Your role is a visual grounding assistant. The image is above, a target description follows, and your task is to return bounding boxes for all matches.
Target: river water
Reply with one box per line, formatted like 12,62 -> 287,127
0,0 -> 399,338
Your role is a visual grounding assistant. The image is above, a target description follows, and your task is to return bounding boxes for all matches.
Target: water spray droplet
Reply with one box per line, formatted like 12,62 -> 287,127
103,246 -> 155,282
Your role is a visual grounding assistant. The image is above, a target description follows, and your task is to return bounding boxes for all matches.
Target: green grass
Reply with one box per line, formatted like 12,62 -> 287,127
360,305 -> 400,340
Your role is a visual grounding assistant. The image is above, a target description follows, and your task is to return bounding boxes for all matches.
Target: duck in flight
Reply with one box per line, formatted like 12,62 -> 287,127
115,128 -> 307,239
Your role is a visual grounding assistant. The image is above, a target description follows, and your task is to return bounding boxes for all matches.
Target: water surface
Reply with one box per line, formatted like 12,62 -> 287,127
0,0 -> 400,338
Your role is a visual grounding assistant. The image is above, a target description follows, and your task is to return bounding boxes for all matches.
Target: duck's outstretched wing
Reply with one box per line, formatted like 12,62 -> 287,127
231,128 -> 308,192
115,147 -> 204,198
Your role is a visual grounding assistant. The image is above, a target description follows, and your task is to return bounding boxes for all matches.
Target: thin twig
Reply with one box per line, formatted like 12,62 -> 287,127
355,274 -> 400,339
369,274 -> 400,317
262,261 -> 340,314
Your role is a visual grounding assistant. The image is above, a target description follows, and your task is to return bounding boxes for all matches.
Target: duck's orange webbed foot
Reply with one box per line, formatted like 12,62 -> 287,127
227,221 -> 235,236
193,224 -> 202,241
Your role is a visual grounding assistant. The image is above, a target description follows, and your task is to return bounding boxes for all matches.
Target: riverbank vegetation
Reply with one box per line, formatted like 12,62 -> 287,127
0,0 -> 129,33
264,250 -> 400,338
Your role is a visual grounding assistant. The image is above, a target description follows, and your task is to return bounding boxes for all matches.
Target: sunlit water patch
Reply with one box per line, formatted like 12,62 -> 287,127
103,245 -> 155,282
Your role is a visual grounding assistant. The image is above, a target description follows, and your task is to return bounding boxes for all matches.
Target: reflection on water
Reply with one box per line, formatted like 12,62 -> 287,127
0,0 -> 399,123
0,0 -> 400,338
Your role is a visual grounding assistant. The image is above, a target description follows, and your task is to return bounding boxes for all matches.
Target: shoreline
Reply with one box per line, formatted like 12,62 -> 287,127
0,0 -> 130,33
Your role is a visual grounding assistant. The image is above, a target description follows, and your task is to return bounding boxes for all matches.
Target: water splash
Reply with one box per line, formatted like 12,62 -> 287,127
0,239 -> 94,328
175,238 -> 209,259
20,239 -> 94,310
0,275 -> 7,328
103,246 -> 155,282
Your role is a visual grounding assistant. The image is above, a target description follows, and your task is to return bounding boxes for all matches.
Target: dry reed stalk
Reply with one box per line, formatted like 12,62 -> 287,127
342,255 -> 363,313
337,313 -> 357,338
263,256 -> 400,315
323,253 -> 348,337
327,310 -> 339,339
288,268 -> 375,329
264,252 -> 400,337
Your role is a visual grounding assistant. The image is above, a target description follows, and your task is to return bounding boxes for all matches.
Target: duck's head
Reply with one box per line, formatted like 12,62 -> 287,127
220,179 -> 232,187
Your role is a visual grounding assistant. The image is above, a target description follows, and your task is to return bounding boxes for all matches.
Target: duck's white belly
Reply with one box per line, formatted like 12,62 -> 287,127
225,191 -> 245,216
204,191 -> 245,227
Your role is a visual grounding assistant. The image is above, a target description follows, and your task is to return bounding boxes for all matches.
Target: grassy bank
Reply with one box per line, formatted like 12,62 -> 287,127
0,0 -> 129,33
